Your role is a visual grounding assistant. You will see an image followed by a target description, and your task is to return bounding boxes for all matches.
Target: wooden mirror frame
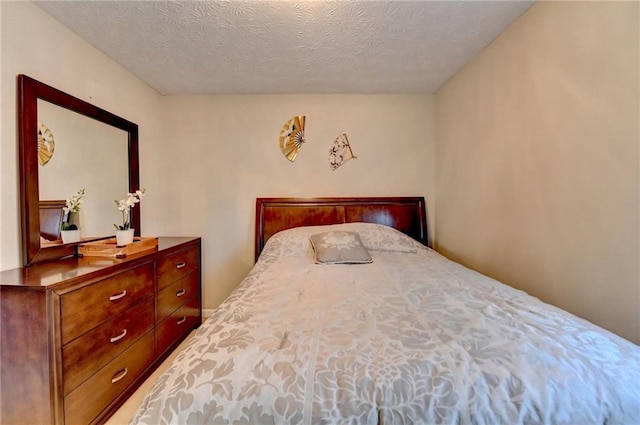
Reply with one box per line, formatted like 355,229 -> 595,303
18,74 -> 140,266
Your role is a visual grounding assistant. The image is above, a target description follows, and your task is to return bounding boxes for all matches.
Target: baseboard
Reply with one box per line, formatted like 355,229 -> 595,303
202,308 -> 215,318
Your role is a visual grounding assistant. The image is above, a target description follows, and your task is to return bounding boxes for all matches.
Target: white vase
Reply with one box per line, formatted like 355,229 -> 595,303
115,229 -> 135,246
61,229 -> 81,244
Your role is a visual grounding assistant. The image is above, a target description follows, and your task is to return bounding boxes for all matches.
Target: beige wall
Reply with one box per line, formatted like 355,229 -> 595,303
1,2 -> 436,312
435,2 -> 640,344
160,94 -> 435,309
1,2 -> 165,269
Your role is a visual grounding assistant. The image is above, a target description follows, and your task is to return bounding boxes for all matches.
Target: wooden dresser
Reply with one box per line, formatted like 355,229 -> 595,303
0,237 -> 201,425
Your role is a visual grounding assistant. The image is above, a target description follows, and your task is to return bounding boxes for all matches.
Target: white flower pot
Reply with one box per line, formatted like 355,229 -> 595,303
115,229 -> 135,246
61,229 -> 81,244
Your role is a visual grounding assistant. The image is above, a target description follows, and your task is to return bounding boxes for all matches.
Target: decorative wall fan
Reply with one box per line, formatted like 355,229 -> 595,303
279,115 -> 306,162
329,133 -> 357,170
37,122 -> 55,166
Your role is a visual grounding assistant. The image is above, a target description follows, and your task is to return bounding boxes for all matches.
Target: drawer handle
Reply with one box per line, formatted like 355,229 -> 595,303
109,290 -> 127,302
176,316 -> 187,325
176,289 -> 186,297
111,368 -> 128,384
110,329 -> 128,343
176,262 -> 186,269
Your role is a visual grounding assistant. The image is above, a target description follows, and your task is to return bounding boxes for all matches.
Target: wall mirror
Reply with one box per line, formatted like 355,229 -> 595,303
18,74 -> 140,266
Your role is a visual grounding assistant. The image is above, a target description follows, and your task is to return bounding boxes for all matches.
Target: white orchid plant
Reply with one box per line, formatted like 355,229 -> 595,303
61,188 -> 85,230
114,189 -> 146,231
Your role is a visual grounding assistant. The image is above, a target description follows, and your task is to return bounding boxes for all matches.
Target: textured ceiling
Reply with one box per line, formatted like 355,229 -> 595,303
34,1 -> 533,95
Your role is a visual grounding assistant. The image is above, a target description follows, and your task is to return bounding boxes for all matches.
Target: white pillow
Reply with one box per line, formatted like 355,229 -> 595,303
261,222 -> 426,261
345,223 -> 424,253
309,231 -> 373,264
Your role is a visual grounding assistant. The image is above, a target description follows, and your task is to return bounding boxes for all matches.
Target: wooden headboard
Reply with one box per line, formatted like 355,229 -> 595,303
39,200 -> 66,242
255,197 -> 428,261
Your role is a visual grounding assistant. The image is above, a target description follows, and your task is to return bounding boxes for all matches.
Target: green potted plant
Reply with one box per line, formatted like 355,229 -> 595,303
61,188 -> 85,244
114,189 -> 146,246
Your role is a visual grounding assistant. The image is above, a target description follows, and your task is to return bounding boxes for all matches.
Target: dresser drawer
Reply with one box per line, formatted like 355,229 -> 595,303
62,296 -> 154,396
64,331 -> 154,425
61,263 -> 154,345
157,295 -> 200,355
157,245 -> 199,291
157,271 -> 200,321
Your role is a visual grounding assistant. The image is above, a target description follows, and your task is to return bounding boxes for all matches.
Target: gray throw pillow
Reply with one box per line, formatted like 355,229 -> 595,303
309,231 -> 373,264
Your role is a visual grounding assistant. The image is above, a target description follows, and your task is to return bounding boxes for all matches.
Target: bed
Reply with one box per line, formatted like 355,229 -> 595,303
39,199 -> 66,242
131,197 -> 640,425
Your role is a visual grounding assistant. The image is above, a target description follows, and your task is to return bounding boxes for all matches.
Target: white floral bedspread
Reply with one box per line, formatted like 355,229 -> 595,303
131,223 -> 640,425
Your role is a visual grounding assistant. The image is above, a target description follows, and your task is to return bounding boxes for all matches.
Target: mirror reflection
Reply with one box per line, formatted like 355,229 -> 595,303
18,74 -> 140,266
38,99 -> 129,245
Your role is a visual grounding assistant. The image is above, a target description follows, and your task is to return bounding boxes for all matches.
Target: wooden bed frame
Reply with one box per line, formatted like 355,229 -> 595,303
255,197 -> 428,261
39,199 -> 66,241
